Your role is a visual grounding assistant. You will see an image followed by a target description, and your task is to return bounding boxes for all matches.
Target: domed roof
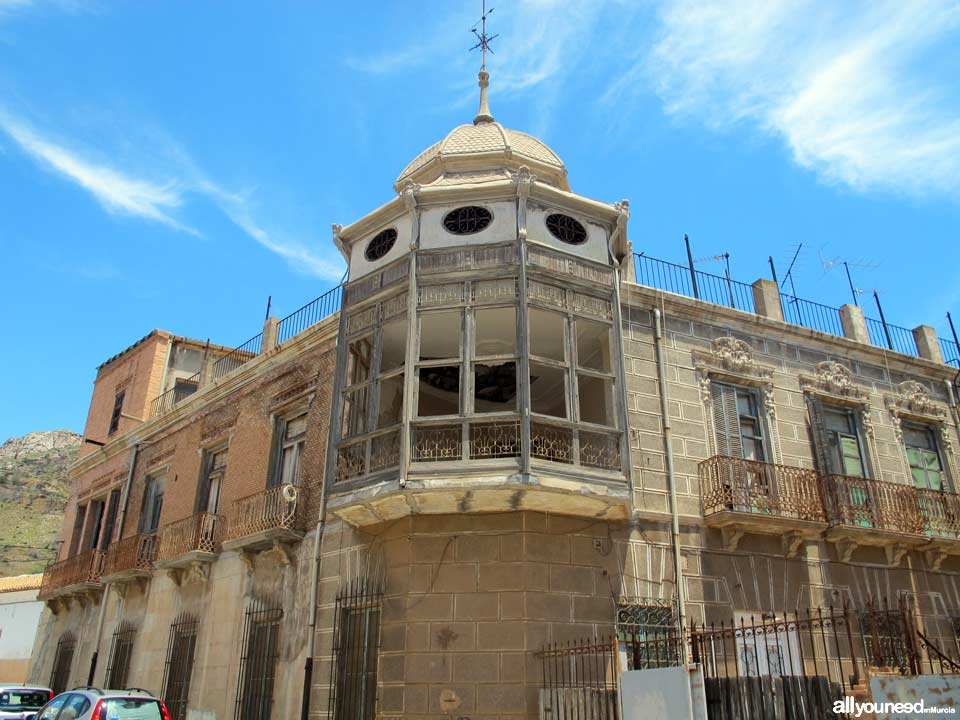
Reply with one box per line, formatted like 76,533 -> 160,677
394,71 -> 569,191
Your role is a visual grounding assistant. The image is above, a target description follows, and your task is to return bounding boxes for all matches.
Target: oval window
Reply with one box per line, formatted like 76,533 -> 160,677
443,206 -> 492,235
545,213 -> 587,245
365,228 -> 397,261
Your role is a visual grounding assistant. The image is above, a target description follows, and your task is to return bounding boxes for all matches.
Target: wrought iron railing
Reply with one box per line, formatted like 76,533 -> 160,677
700,455 -> 826,522
103,531 -> 159,575
915,487 -> 960,538
820,475 -> 925,534
210,333 -> 263,382
156,512 -> 223,561
940,337 -> 960,366
866,317 -> 919,356
780,293 -> 845,337
39,549 -> 106,598
225,485 -> 303,541
633,254 -> 755,312
277,285 -> 343,344
151,372 -> 201,417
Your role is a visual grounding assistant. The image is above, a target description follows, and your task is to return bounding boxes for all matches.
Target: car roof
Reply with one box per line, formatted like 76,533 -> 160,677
65,688 -> 158,699
0,685 -> 51,691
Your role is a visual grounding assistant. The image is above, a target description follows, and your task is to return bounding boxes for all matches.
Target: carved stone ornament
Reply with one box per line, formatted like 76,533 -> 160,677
800,361 -> 868,402
693,337 -> 773,381
885,380 -> 947,421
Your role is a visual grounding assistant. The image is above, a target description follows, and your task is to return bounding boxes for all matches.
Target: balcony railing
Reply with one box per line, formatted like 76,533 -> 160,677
39,549 -> 106,598
821,475 -> 925,535
915,488 -> 960,538
700,455 -> 825,522
156,512 -> 223,562
225,485 -> 303,542
102,532 -> 159,576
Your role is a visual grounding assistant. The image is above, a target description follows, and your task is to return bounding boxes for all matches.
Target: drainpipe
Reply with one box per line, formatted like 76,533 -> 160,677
301,504 -> 328,720
946,379 -> 960,438
87,438 -> 140,684
654,308 -> 688,643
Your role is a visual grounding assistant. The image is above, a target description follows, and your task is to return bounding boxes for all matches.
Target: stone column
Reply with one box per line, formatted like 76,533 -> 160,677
840,304 -> 870,344
262,317 -> 281,353
752,279 -> 783,322
912,325 -> 943,363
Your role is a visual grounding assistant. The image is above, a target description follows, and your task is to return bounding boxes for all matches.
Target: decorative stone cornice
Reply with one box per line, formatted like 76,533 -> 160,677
885,380 -> 947,421
799,361 -> 868,403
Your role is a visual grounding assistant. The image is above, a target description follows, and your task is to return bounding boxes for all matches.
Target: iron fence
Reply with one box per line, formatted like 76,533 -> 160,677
538,636 -> 621,720
162,613 -> 199,720
695,269 -> 756,312
278,284 -> 343,344
151,372 -> 201,417
328,577 -> 383,720
235,598 -> 283,720
866,317 -> 919,356
210,333 -> 263,382
634,254 -> 696,298
105,621 -> 137,690
780,294 -> 844,337
941,337 -> 960,366
49,632 -> 76,695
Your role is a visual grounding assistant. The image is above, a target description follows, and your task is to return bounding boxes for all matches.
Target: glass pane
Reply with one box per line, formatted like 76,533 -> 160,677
576,319 -> 611,372
418,365 -> 460,416
824,408 -> 852,434
419,311 -> 461,361
377,375 -> 404,427
911,467 -> 927,488
286,414 -> 308,438
578,374 -> 614,426
741,436 -> 764,462
529,308 -> 565,361
280,444 -> 301,486
530,362 -> 567,418
924,449 -> 943,472
903,425 -> 933,449
380,317 -> 407,373
347,337 -> 373,385
474,361 -> 517,413
906,447 -> 922,468
475,307 -> 517,356
839,435 -> 865,477
736,391 -> 757,418
342,387 -> 368,438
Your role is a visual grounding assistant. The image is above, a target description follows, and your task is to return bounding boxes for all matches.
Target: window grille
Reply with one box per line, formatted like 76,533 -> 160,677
443,205 -> 492,235
616,598 -> 679,670
49,631 -> 76,695
105,621 -> 137,689
162,614 -> 199,720
327,578 -> 383,720
234,598 -> 283,720
545,213 -> 587,245
859,607 -> 911,669
364,228 -> 397,261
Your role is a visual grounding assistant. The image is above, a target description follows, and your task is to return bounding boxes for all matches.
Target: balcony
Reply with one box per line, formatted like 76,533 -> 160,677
699,455 -> 826,554
223,485 -> 305,556
38,549 -> 106,600
155,512 -> 223,583
101,532 -> 158,584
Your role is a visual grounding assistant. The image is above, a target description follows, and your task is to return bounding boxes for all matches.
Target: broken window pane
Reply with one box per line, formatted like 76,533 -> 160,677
530,362 -> 567,418
380,316 -> 407,373
576,319 -> 611,372
419,311 -> 461,361
474,361 -> 517,413
377,375 -> 404,428
418,366 -> 460,416
578,374 -> 614,426
475,307 -> 516,356
529,309 -> 565,361
342,387 -> 368,438
347,337 -> 373,385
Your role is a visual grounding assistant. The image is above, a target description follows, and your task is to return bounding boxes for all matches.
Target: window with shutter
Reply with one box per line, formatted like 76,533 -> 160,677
904,423 -> 947,491
711,382 -> 765,462
822,406 -> 868,478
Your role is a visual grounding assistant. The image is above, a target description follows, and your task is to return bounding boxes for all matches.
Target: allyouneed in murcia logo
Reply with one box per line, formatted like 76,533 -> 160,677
834,697 -> 956,716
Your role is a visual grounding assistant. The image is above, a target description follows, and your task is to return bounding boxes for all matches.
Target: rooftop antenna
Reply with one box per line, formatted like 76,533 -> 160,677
781,243 -> 803,298
694,252 -> 735,308
469,0 -> 498,124
820,252 -> 879,307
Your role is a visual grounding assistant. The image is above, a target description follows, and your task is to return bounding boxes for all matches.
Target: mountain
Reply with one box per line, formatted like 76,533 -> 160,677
0,430 -> 79,576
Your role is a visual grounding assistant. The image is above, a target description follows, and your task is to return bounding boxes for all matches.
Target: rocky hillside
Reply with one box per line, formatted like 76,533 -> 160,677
0,430 -> 79,576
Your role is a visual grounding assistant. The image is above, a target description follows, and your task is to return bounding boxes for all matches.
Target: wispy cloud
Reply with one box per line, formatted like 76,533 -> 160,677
637,0 -> 960,198
0,109 -> 343,279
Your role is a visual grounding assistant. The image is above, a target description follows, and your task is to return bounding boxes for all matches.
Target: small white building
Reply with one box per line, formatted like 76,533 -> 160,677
0,575 -> 44,683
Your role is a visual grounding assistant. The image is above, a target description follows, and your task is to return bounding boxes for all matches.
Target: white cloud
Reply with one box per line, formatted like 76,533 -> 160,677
0,109 -> 343,279
640,0 -> 960,197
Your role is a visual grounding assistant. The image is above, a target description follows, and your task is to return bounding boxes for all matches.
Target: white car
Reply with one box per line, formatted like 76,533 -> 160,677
0,686 -> 53,720
29,688 -> 169,720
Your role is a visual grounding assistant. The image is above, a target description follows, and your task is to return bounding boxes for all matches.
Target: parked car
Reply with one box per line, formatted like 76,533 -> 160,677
0,686 -> 53,720
27,688 -> 170,720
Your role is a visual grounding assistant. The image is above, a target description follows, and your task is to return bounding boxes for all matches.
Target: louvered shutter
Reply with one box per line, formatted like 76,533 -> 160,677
711,382 -> 743,459
267,416 -> 287,488
194,453 -> 212,514
806,396 -> 835,476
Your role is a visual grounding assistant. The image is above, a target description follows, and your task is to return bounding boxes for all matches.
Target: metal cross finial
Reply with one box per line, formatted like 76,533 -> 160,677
470,0 -> 498,70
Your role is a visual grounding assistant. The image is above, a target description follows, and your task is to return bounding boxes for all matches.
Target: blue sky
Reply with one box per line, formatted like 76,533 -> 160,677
1,0 -> 959,442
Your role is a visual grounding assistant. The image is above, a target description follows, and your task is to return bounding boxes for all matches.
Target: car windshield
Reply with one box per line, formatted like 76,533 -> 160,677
98,698 -> 163,719
0,689 -> 50,710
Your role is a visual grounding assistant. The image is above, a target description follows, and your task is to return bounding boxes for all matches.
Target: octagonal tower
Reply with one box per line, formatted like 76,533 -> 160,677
324,72 -> 634,527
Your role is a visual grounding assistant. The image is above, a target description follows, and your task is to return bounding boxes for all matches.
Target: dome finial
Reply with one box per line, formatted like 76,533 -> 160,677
474,70 -> 494,124
470,0 -> 496,124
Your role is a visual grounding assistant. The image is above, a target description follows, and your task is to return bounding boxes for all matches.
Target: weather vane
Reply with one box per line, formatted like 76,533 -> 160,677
470,0 -> 499,70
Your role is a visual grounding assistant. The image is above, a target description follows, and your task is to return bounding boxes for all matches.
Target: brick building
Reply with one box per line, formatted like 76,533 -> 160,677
28,68 -> 960,719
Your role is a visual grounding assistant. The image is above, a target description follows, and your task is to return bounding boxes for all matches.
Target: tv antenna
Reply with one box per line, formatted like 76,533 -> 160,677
820,252 -> 879,306
780,243 -> 803,297
470,0 -> 498,70
694,251 -> 736,308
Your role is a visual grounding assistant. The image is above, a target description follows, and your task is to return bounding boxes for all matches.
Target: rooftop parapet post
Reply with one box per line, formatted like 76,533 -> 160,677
262,316 -> 281,353
752,279 -> 783,323
840,304 -> 870,344
912,325 -> 943,364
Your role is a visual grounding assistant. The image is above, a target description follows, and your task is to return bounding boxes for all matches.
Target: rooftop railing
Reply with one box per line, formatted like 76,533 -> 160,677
277,284 -> 342,344
780,293 -> 845,337
866,317 -> 919,356
940,337 -> 959,366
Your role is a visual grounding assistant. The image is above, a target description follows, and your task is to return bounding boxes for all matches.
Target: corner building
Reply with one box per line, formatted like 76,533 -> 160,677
29,71 -> 960,719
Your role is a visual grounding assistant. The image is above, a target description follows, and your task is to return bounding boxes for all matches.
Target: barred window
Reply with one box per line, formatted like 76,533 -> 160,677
617,599 -> 679,670
329,580 -> 383,720
49,632 -> 76,695
109,388 -> 125,435
364,228 -> 397,261
163,614 -> 199,720
235,599 -> 283,720
443,206 -> 492,235
106,621 -> 137,690
545,213 -> 587,245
